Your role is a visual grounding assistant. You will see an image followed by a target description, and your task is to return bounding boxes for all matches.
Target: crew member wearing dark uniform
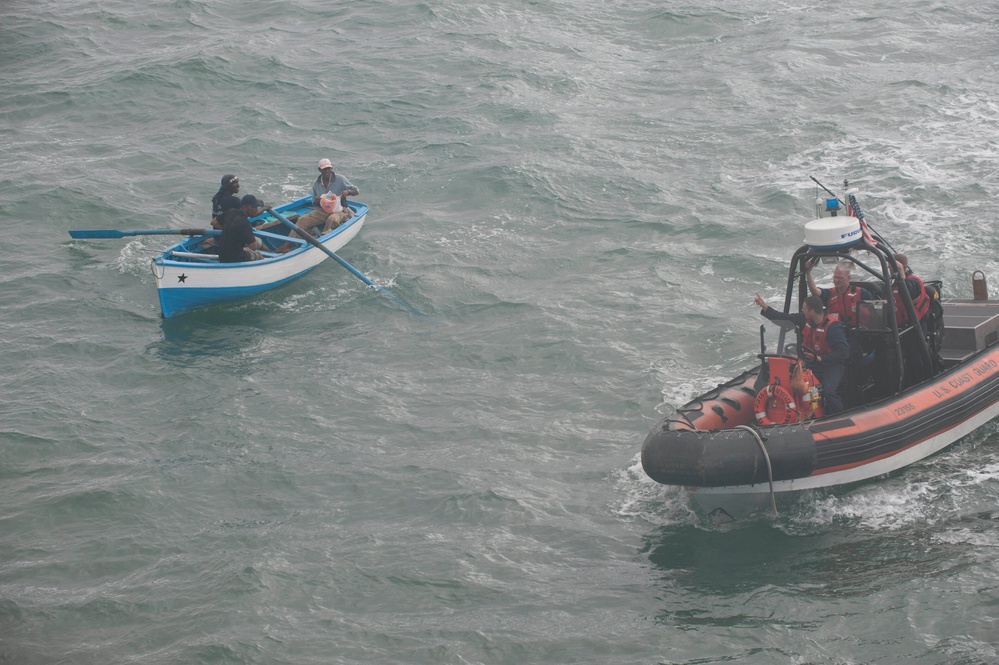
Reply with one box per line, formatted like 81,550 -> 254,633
753,293 -> 850,414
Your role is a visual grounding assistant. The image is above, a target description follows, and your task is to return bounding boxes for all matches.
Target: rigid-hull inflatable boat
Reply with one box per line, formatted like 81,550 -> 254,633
641,182 -> 999,521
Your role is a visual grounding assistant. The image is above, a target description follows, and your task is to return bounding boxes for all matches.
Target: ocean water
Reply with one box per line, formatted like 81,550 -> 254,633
3,0 -> 999,663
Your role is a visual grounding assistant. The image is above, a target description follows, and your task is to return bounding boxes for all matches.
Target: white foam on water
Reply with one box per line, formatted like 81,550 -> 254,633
615,454 -> 700,527
787,481 -> 941,533
109,239 -> 157,277
784,430 -> 999,533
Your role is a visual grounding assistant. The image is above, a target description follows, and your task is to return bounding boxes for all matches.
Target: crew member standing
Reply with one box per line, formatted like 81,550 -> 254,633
754,293 -> 850,414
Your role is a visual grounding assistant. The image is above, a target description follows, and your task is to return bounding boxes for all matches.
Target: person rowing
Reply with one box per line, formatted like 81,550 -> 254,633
218,195 -> 266,263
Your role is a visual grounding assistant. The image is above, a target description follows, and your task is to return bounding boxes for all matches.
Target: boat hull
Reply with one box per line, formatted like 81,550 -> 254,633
642,345 -> 999,520
152,199 -> 367,317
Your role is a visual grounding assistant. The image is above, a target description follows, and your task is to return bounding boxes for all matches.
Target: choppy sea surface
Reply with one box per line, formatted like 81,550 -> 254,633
3,1 -> 999,663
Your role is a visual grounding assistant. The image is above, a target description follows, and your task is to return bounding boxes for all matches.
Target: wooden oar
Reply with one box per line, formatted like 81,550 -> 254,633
265,207 -> 425,316
69,228 -> 218,239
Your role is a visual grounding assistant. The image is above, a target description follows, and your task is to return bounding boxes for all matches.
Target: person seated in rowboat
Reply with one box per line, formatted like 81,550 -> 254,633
753,293 -> 850,414
218,195 -> 265,263
311,157 -> 359,211
210,174 -> 241,229
276,158 -> 358,253
201,194 -> 248,255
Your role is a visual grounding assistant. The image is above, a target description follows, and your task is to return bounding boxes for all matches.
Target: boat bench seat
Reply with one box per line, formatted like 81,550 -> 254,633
170,250 -> 282,262
254,229 -> 307,244
170,251 -> 218,261
253,213 -> 300,230
939,300 -> 999,352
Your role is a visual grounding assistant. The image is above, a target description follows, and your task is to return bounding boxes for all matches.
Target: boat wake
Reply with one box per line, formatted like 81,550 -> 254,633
784,426 -> 999,534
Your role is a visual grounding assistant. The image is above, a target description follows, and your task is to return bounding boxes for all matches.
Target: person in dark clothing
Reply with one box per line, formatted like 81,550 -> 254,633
753,293 -> 850,414
211,174 -> 241,229
218,195 -> 265,263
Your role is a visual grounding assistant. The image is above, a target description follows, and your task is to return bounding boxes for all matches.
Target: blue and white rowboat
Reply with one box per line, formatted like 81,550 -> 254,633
151,196 -> 368,317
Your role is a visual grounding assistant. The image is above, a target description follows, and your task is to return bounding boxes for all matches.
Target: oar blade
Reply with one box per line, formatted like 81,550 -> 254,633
69,228 -> 215,239
69,229 -> 128,239
264,206 -> 427,317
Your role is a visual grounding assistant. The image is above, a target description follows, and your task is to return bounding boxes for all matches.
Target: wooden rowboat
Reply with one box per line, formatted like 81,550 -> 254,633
151,196 -> 368,317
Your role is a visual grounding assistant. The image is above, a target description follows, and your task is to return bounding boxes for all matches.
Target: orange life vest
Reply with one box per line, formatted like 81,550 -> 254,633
893,274 -> 930,326
801,316 -> 836,356
826,287 -> 862,327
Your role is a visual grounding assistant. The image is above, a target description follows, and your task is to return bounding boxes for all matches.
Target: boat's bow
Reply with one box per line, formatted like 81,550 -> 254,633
641,422 -> 818,488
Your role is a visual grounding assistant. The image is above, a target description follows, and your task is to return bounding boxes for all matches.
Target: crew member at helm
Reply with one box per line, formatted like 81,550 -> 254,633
753,293 -> 850,415
805,259 -> 874,327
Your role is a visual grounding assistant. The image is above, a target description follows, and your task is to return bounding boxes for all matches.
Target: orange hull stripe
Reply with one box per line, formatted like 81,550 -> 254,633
812,352 -> 999,440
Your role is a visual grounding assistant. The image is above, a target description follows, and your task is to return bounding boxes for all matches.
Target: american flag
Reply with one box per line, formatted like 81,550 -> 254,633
847,193 -> 878,246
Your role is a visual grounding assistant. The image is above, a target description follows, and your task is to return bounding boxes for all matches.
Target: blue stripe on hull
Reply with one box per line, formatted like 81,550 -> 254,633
158,267 -> 317,318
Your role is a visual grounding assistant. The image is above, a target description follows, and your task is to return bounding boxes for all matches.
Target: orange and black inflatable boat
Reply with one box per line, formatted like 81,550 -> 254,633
641,185 -> 999,521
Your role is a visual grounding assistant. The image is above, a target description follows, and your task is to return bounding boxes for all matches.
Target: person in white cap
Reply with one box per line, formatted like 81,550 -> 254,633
277,158 -> 359,252
311,158 -> 358,207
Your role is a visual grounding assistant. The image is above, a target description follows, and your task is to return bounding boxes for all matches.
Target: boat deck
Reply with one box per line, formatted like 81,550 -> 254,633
940,299 -> 999,367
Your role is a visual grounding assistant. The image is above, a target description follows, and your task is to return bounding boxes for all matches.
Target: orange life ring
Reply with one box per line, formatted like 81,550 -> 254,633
754,384 -> 799,426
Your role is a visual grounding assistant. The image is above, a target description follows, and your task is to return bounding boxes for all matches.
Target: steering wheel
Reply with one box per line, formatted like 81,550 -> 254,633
782,343 -> 819,360
800,344 -> 818,360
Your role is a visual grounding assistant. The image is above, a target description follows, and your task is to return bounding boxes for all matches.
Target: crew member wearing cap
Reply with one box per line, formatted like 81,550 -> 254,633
276,158 -> 359,252
218,195 -> 266,263
211,174 -> 241,229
